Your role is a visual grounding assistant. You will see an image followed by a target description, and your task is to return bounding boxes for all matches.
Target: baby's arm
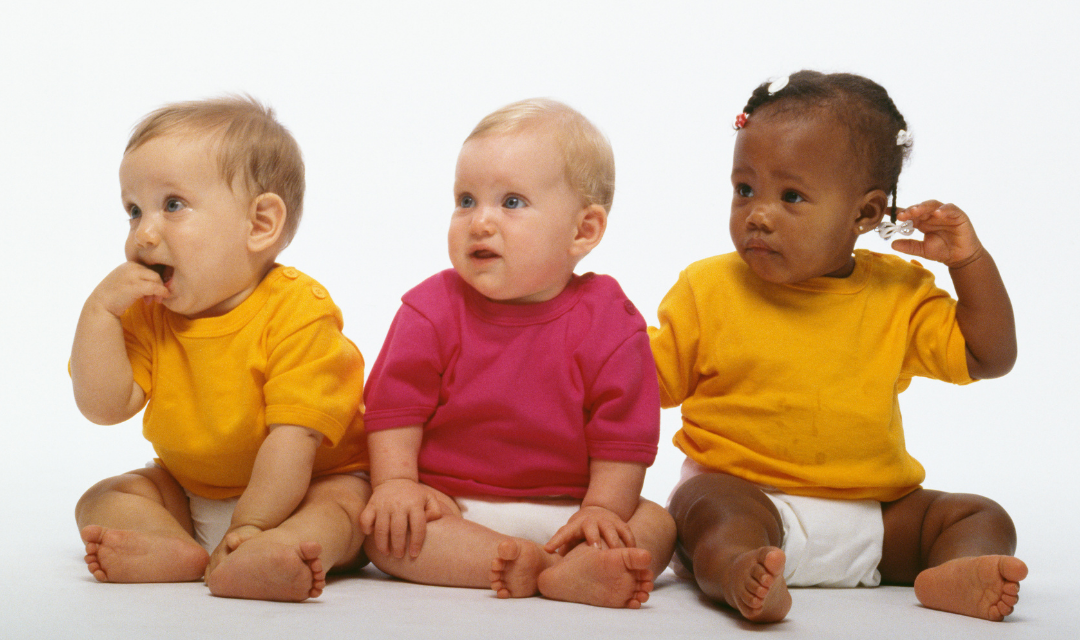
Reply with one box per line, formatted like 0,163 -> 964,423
206,424 -> 321,570
231,424 -> 322,530
891,201 -> 1016,379
70,262 -> 169,424
359,426 -> 444,559
545,459 -> 646,555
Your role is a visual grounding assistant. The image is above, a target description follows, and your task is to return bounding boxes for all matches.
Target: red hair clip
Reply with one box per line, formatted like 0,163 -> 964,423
734,113 -> 748,129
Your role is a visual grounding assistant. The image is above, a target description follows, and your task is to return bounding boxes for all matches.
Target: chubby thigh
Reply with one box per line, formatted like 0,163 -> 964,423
670,457 -> 883,587
455,496 -> 582,546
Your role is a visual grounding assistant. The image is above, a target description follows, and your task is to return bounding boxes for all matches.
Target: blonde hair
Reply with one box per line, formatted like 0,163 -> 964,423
466,98 -> 615,213
125,95 -> 305,248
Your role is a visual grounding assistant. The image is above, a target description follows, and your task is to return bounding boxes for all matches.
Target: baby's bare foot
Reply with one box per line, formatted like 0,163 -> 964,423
914,555 -> 1028,621
538,545 -> 654,609
490,539 -> 549,598
80,525 -> 207,583
206,536 -> 325,602
722,546 -> 790,622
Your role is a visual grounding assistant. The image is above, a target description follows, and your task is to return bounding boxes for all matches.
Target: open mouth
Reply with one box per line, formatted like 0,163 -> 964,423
148,263 -> 175,285
471,249 -> 499,260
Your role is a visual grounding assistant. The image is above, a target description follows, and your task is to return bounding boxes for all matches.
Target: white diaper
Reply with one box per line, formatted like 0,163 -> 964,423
185,492 -> 239,553
455,496 -> 582,546
669,457 -> 883,587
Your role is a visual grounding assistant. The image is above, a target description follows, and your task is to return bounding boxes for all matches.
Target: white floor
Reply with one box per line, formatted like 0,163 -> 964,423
3,503 -> 1070,640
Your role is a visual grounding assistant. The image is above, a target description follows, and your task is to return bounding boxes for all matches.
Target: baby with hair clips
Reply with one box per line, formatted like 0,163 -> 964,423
360,98 -> 676,608
72,97 -> 371,602
651,71 -> 1026,623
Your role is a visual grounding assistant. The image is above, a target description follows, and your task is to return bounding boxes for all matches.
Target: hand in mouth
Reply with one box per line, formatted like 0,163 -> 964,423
147,263 -> 175,285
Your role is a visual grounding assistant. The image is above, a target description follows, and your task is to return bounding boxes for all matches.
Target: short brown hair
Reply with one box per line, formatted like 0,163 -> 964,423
126,95 -> 305,247
466,98 -> 615,213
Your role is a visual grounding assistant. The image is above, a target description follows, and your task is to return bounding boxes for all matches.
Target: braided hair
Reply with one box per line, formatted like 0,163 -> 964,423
740,70 -> 911,221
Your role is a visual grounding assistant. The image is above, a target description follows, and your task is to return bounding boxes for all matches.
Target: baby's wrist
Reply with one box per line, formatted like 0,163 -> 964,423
373,476 -> 418,490
946,245 -> 986,270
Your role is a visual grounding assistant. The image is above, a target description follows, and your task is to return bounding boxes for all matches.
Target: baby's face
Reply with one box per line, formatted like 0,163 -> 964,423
729,112 -> 870,284
120,134 -> 261,318
449,130 -> 586,304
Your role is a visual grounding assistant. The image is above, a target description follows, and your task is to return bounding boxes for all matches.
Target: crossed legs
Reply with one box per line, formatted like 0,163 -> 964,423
76,468 -> 371,602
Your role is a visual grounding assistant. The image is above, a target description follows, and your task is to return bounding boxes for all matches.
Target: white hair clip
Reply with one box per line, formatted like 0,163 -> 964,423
876,218 -> 915,240
768,76 -> 789,95
896,129 -> 913,146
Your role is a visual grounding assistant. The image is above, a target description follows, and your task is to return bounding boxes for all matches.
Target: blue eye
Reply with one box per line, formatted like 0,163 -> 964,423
458,195 -> 475,208
503,196 -> 524,209
735,184 -> 753,198
781,190 -> 804,204
128,205 -> 142,220
165,198 -> 184,212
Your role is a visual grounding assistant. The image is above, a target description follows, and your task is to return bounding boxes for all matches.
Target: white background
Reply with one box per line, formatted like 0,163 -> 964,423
1,0 -> 1076,631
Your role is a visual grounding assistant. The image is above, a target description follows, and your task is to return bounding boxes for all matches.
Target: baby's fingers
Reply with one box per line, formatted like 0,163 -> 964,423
544,523 -> 579,554
598,519 -> 635,549
407,507 -> 428,558
424,494 -> 444,523
358,504 -> 376,535
890,237 -> 927,259
368,508 -> 394,556
389,511 -> 412,558
895,200 -> 944,223
582,520 -> 604,547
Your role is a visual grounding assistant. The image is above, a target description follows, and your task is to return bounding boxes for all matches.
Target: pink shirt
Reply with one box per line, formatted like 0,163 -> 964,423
364,270 -> 660,499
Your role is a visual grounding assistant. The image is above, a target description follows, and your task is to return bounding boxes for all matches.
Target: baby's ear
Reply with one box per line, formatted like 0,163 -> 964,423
249,193 -> 286,252
571,204 -> 608,257
855,189 -> 889,233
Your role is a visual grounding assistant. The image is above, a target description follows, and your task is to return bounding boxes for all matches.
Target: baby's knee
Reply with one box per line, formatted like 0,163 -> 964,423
669,473 -> 778,531
77,471 -> 161,508
306,474 -> 371,520
933,492 -> 1016,540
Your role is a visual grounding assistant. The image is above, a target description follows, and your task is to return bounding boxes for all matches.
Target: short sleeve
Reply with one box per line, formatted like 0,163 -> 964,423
584,329 -> 660,465
363,303 -> 446,432
649,270 -> 702,408
120,301 -> 155,397
263,310 -> 365,446
900,267 -> 974,386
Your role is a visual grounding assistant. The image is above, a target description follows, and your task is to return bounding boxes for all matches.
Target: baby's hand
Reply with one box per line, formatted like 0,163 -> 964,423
359,478 -> 443,559
205,524 -> 262,580
890,200 -> 985,269
544,505 -> 636,556
89,261 -> 171,318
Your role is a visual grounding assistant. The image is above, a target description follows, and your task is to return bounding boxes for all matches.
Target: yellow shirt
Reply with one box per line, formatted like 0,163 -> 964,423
649,250 -> 972,501
123,265 -> 368,499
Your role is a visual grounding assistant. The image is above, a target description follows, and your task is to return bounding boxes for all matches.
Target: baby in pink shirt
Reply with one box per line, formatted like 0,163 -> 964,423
361,98 -> 676,608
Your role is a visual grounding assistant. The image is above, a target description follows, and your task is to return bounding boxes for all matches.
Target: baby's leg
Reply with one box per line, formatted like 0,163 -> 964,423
367,502 -> 557,593
75,467 -> 208,583
535,499 -> 674,609
206,474 -> 371,602
881,488 -> 1026,621
668,473 -> 790,622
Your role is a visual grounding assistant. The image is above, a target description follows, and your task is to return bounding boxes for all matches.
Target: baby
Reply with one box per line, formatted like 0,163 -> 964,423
72,96 -> 371,602
360,98 -> 676,608
651,71 -> 1026,622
